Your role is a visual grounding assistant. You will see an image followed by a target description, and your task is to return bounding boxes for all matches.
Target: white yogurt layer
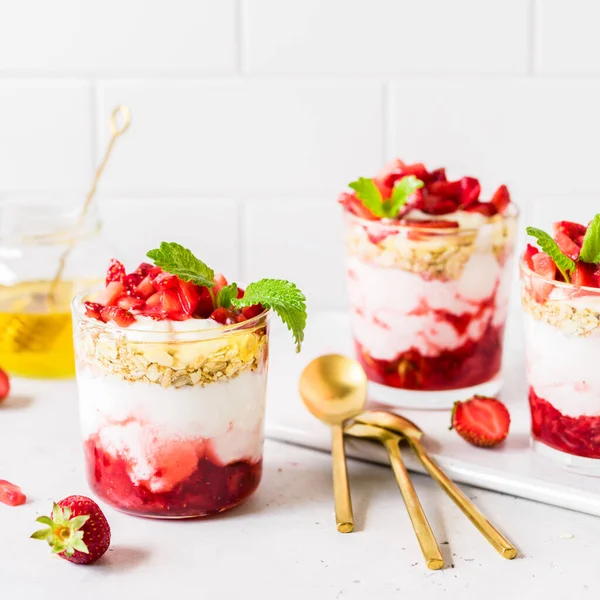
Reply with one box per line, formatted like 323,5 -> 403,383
524,310 -> 600,418
77,369 -> 266,492
347,249 -> 506,361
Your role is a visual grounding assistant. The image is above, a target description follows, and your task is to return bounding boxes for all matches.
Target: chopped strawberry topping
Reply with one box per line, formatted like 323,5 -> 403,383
490,185 -> 511,214
530,252 -> 557,302
572,262 -> 599,288
554,231 -> 580,260
0,480 -> 26,506
84,301 -> 103,319
523,244 -> 539,270
553,221 -> 587,247
178,280 -> 202,316
105,259 -> 126,285
95,281 -> 125,306
117,296 -> 145,311
99,306 -> 135,328
212,274 -> 228,295
428,180 -> 461,200
241,304 -> 264,320
459,177 -> 481,207
154,272 -> 179,290
123,272 -> 143,294
210,307 -> 236,325
135,275 -> 155,300
464,201 -> 497,217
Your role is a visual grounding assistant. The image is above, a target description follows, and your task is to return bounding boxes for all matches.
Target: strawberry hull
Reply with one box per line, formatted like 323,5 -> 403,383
344,209 -> 517,408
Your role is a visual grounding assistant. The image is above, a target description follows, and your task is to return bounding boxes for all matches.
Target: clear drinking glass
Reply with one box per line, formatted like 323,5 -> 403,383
343,208 -> 518,409
0,198 -> 112,378
521,263 -> 600,476
72,292 -> 271,518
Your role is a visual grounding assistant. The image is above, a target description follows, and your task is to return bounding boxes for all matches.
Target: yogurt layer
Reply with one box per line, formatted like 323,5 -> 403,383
77,369 -> 266,493
524,310 -> 600,418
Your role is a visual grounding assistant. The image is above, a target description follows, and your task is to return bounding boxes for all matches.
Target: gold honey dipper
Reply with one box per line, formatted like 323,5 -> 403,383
0,106 -> 131,365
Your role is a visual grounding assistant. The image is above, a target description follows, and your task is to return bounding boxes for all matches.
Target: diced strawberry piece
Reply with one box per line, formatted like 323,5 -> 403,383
373,178 -> 393,200
145,292 -> 162,309
0,368 -> 9,401
194,287 -> 215,319
400,162 -> 428,180
338,192 -> 378,220
117,296 -> 144,311
459,177 -> 481,207
427,167 -> 446,183
531,252 -> 557,301
213,274 -> 228,295
523,244 -> 539,270
0,480 -> 26,506
572,262 -> 600,288
553,221 -> 587,247
465,201 -> 498,217
554,231 -> 580,260
451,396 -> 510,448
177,280 -> 202,316
490,184 -> 511,214
123,272 -> 143,294
210,307 -> 236,325
135,275 -> 155,300
404,219 -> 460,229
428,180 -> 461,200
154,272 -> 179,290
160,289 -> 184,315
99,306 -> 135,328
423,195 -> 458,215
95,281 -> 125,306
378,162 -> 428,188
241,304 -> 264,320
84,301 -> 103,320
105,259 -> 125,285
135,262 -> 155,277
405,187 -> 425,212
236,287 -> 245,299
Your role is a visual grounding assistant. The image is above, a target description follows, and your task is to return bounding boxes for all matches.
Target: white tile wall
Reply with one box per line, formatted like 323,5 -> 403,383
0,1 -> 598,309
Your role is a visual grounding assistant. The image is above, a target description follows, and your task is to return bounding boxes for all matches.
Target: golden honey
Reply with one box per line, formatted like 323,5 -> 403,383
0,280 -> 82,378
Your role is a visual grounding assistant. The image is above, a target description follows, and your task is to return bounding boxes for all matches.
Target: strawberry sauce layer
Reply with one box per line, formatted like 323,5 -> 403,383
85,436 -> 262,517
529,387 -> 600,460
356,319 -> 503,391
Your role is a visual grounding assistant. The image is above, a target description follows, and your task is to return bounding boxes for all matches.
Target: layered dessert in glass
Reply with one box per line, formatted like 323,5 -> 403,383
522,218 -> 600,475
72,243 -> 306,517
339,159 -> 518,408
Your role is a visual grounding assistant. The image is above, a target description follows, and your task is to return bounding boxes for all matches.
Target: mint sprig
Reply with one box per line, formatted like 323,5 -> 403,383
526,227 -> 576,282
349,175 -> 423,219
232,279 -> 307,352
216,283 -> 238,308
579,214 -> 600,264
147,243 -> 307,351
147,242 -> 215,288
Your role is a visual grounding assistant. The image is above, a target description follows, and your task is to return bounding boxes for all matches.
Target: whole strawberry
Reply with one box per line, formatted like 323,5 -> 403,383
451,395 -> 510,448
31,496 -> 111,564
0,367 -> 10,401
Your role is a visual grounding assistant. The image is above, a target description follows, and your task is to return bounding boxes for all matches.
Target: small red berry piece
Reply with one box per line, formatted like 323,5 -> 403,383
451,395 -> 510,448
523,244 -> 539,270
194,287 -> 216,318
105,259 -> 126,285
177,280 -> 202,316
236,287 -> 245,299
572,262 -> 600,288
422,195 -> 458,215
31,496 -> 111,565
241,304 -> 264,320
135,262 -> 155,277
0,368 -> 9,401
428,180 -> 462,200
554,231 -> 580,260
116,295 -> 144,311
465,201 -> 498,217
95,281 -> 125,306
553,221 -> 587,247
84,301 -> 103,320
427,167 -> 447,183
135,275 -> 155,300
0,480 -> 25,506
210,307 -> 236,324
459,176 -> 481,207
490,184 -> 511,214
99,306 -> 135,328
213,274 -> 228,295
531,251 -> 557,301
122,272 -> 143,294
153,272 -> 179,290
338,192 -> 378,220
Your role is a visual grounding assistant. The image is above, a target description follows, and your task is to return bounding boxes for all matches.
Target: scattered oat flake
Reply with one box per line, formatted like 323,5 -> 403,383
0,480 -> 26,506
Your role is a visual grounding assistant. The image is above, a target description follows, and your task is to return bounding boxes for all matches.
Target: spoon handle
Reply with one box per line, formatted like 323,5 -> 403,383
383,439 -> 443,570
413,441 -> 517,560
331,423 -> 354,533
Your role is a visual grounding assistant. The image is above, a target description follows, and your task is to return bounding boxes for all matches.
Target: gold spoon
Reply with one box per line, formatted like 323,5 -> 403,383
344,422 -> 444,570
299,354 -> 367,533
354,410 -> 518,560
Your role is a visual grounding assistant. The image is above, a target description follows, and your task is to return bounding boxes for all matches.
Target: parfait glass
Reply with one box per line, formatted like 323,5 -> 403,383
343,208 -> 518,409
521,263 -> 600,476
72,292 -> 271,518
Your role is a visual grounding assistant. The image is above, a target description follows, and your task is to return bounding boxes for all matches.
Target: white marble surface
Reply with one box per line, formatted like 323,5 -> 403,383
0,377 -> 598,599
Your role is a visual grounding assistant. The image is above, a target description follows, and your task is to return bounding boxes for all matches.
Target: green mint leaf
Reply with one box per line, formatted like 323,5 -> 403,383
579,214 -> 600,264
231,279 -> 307,352
526,226 -> 576,282
147,242 -> 215,287
216,283 -> 238,308
384,175 -> 424,218
348,177 -> 386,218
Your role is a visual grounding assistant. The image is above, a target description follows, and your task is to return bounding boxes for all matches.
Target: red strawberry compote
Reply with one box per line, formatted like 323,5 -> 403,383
522,218 -> 600,475
340,160 -> 517,408
72,264 -> 271,517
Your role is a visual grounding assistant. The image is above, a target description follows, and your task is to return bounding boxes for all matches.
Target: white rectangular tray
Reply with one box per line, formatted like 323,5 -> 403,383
265,311 -> 600,517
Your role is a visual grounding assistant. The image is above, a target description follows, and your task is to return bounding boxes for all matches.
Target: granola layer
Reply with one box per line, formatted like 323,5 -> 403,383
345,215 -> 516,280
75,321 -> 268,388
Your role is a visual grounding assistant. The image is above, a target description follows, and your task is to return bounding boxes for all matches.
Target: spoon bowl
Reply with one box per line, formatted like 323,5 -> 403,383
354,410 -> 424,442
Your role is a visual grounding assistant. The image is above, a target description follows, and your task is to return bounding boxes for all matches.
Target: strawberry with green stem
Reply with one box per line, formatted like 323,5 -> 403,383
31,495 -> 111,565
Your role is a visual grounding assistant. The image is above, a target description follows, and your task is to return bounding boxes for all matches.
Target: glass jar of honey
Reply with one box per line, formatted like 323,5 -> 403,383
0,198 -> 113,378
